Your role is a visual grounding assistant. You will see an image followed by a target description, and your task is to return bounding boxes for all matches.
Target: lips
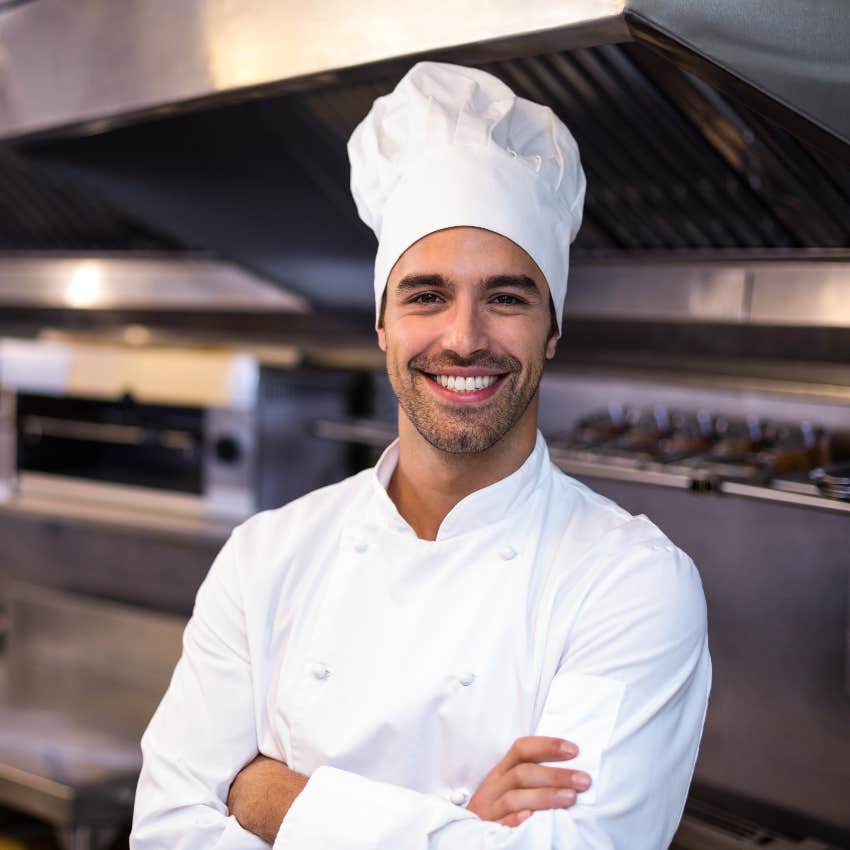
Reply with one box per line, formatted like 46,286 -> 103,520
421,371 -> 509,403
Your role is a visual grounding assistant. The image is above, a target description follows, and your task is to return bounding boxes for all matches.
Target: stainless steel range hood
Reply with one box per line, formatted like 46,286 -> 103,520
0,253 -> 309,312
0,0 -> 628,139
0,0 -> 848,318
0,0 -> 848,160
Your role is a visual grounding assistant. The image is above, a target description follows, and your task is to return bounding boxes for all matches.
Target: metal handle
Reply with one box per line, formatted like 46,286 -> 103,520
20,415 -> 197,451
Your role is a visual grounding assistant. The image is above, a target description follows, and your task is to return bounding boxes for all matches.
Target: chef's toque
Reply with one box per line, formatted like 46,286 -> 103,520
347,60 -> 586,333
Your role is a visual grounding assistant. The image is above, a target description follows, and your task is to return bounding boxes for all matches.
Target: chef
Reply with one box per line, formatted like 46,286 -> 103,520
131,61 -> 711,849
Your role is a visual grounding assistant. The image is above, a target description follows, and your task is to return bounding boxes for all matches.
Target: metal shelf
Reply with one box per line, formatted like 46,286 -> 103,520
313,419 -> 850,516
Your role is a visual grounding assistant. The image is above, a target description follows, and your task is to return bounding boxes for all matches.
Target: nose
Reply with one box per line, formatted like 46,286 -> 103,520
442,296 -> 488,358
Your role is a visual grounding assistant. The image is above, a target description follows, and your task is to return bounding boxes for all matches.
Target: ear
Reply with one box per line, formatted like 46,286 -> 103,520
377,325 -> 387,352
545,331 -> 559,360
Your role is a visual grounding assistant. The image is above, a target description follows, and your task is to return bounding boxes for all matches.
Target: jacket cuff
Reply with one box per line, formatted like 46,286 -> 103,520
272,765 -> 477,850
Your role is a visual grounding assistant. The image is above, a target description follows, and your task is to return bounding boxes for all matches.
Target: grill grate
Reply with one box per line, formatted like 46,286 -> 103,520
296,41 -> 850,256
0,147 -> 183,251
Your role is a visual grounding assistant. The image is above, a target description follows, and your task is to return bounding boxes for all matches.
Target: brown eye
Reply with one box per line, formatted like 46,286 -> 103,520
412,292 -> 442,304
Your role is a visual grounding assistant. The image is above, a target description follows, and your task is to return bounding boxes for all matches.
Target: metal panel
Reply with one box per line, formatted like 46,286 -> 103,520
0,581 -> 186,826
0,508 -> 223,614
0,254 -> 309,312
627,0 -> 850,156
563,258 -> 850,328
564,262 -> 748,322
12,39 -> 849,304
4,581 -> 185,706
750,263 -> 850,328
0,0 -> 627,141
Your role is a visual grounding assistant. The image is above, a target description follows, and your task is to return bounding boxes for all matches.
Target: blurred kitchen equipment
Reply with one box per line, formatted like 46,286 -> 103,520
0,336 -> 352,532
810,463 -> 850,501
0,581 -> 186,850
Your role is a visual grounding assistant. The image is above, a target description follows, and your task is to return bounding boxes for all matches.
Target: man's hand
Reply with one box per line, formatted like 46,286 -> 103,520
467,736 -> 591,828
227,754 -> 309,844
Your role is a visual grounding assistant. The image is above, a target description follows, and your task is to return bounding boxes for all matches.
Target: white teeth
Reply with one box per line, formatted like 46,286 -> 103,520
432,374 -> 500,392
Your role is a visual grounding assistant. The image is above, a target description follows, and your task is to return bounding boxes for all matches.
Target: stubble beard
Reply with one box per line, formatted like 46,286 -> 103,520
386,347 -> 545,455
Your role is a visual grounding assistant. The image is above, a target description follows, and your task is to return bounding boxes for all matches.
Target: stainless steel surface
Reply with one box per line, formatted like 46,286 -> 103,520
718,479 -> 850,514
565,257 -> 850,328
0,481 -> 233,543
0,0 -> 627,140
10,473 -> 240,530
205,405 -> 257,519
1,0 -> 847,162
627,0 -> 850,156
11,44 -> 848,309
749,263 -> 850,328
565,260 -> 748,323
550,450 -> 698,489
0,581 -> 185,826
0,509 -> 224,613
0,254 -> 309,312
0,389 -> 13,498
5,582 -> 184,711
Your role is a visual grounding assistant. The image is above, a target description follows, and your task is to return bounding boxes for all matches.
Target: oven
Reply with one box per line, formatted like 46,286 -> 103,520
0,337 -> 353,527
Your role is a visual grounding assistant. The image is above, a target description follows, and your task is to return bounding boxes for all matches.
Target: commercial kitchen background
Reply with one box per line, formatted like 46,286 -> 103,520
0,2 -> 848,848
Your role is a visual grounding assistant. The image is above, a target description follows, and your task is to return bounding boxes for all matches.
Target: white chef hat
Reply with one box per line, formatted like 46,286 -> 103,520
347,60 -> 586,334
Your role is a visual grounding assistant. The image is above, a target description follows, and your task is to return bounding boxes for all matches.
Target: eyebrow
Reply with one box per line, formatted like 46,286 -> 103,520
395,273 -> 542,296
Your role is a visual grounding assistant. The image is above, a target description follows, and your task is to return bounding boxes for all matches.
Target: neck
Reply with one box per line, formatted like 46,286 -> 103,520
386,401 -> 539,541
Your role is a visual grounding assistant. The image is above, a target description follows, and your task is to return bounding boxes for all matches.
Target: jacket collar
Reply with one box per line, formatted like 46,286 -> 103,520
367,429 -> 550,541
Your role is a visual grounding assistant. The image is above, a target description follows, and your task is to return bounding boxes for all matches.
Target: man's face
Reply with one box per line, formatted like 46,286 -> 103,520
378,226 -> 559,454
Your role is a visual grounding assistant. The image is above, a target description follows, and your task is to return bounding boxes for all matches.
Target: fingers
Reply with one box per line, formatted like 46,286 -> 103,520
490,786 -> 579,821
497,809 -> 533,828
498,762 -> 591,798
496,736 -> 579,776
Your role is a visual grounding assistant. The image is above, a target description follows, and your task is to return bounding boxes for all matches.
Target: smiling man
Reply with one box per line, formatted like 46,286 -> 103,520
131,62 -> 711,850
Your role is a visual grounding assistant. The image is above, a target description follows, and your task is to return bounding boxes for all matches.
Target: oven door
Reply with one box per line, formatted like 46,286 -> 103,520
16,392 -> 204,495
11,392 -> 254,520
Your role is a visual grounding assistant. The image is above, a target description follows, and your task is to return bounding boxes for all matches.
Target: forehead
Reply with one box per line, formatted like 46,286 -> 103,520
387,226 -> 547,289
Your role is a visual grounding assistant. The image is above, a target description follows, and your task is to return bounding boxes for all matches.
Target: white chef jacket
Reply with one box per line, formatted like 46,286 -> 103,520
131,430 -> 711,850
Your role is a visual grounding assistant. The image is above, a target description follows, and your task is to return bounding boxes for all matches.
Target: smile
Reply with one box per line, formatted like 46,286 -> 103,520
426,373 -> 506,393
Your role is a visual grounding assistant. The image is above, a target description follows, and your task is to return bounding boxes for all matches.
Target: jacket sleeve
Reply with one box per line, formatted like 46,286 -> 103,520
130,526 -> 268,850
273,540 -> 712,850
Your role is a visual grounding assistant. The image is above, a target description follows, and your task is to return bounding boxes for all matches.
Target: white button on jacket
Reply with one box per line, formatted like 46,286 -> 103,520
449,788 -> 470,806
131,431 -> 711,850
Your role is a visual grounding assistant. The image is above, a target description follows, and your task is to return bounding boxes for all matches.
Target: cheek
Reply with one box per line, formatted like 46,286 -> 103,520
491,324 -> 545,365
387,319 -> 443,358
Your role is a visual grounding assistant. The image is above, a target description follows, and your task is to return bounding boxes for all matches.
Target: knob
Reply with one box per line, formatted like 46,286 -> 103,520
214,434 -> 242,464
